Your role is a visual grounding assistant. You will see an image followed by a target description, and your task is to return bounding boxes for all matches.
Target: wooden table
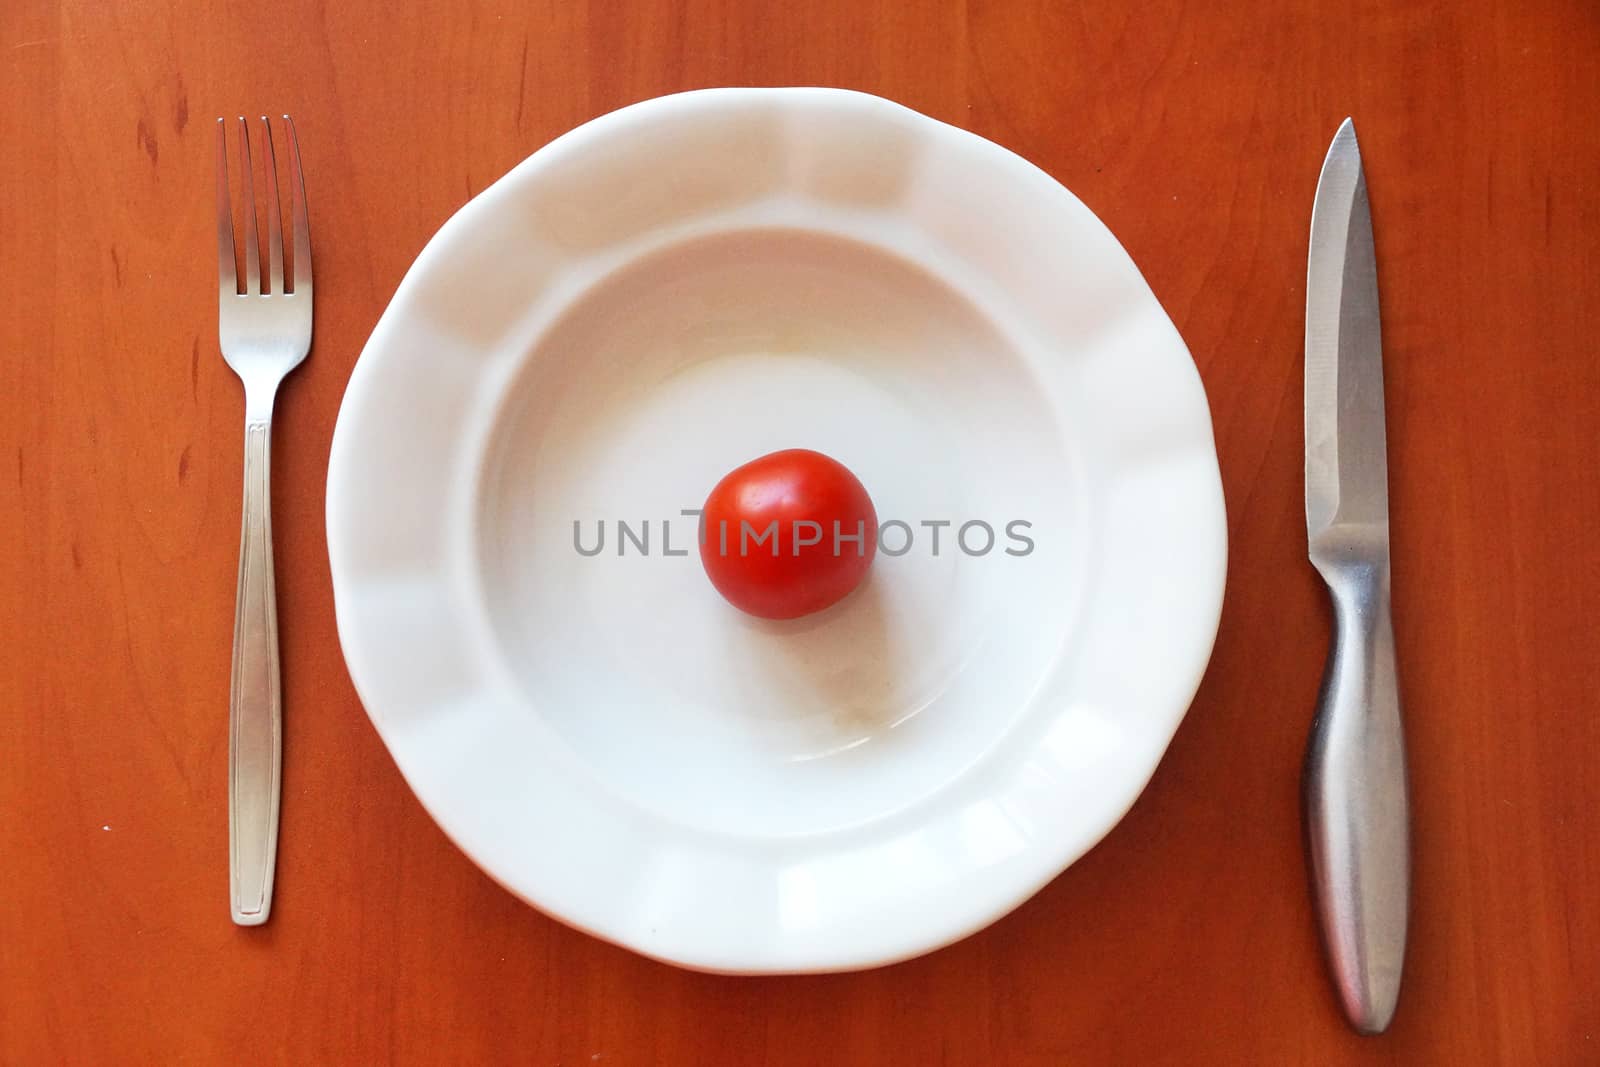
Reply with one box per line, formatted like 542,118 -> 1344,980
4,1 -> 1596,1062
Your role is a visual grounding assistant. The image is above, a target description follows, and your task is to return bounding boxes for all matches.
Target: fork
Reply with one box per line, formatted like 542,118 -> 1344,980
215,115 -> 311,926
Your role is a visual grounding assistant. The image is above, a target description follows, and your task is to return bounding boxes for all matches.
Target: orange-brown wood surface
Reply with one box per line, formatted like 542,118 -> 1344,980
3,2 -> 1597,1063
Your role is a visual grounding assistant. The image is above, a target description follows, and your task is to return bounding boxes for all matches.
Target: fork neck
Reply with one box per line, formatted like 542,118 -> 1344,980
243,382 -> 278,425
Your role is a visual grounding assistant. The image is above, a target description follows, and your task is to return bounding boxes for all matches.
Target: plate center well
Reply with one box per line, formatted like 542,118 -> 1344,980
475,229 -> 1080,837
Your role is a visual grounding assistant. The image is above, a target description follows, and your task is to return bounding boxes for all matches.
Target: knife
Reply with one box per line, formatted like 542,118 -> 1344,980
1302,118 -> 1410,1035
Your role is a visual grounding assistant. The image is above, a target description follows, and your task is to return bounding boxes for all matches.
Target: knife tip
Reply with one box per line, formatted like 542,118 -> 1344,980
1325,117 -> 1361,167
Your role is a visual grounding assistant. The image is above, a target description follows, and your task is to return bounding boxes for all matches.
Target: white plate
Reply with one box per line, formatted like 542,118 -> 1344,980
327,88 -> 1226,973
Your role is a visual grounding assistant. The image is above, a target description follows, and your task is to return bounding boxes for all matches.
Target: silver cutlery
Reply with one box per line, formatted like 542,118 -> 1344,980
215,115 -> 312,926
1301,118 -> 1409,1034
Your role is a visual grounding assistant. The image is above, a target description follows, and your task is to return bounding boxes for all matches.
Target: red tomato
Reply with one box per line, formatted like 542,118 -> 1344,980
699,449 -> 878,620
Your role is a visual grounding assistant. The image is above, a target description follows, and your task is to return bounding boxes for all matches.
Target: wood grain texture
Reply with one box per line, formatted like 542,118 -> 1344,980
2,1 -> 1597,1063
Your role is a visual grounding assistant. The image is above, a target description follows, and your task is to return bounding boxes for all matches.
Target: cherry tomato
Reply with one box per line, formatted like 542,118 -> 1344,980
699,449 -> 878,620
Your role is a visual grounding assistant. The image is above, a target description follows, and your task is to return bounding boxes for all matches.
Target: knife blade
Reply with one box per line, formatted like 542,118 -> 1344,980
1301,118 -> 1411,1036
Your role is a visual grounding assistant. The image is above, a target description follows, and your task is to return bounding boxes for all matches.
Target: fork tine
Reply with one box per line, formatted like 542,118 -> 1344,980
284,115 -> 311,297
237,116 -> 261,294
216,118 -> 237,298
261,116 -> 284,296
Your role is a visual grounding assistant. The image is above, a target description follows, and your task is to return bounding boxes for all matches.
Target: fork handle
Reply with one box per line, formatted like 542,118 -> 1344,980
229,417 -> 282,925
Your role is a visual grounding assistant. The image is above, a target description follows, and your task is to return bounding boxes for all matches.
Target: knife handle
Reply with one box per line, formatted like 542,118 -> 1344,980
1303,556 -> 1409,1034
